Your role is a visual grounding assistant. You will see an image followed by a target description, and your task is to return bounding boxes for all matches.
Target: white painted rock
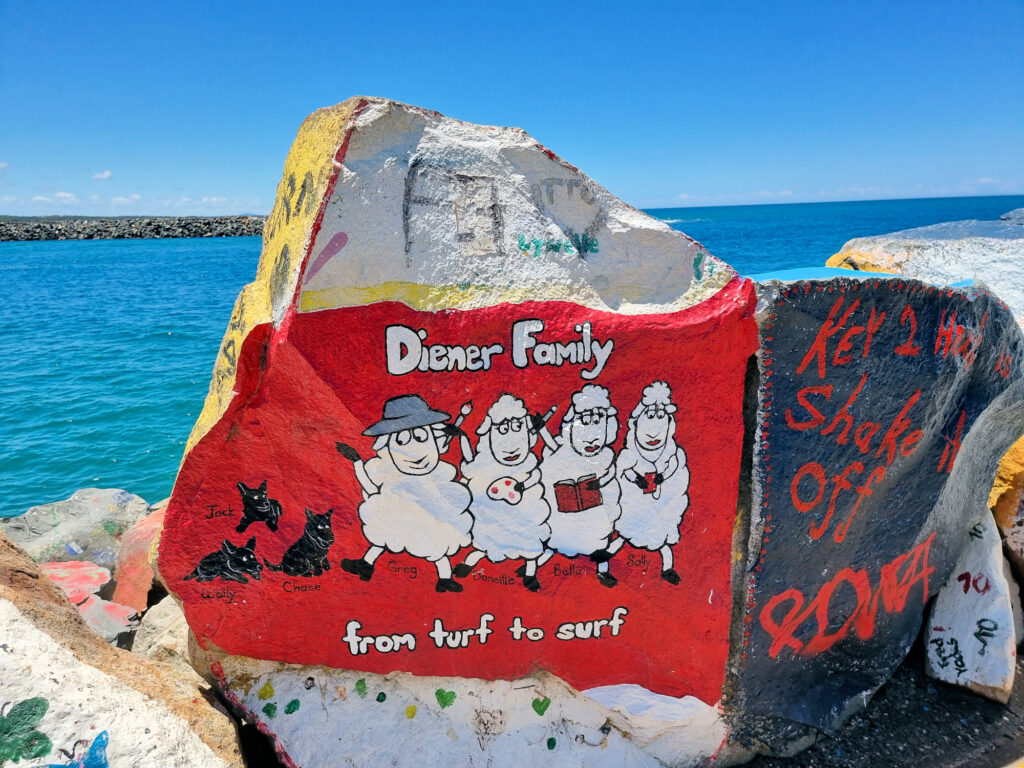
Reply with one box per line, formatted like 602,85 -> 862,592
0,532 -> 244,767
926,514 -> 1020,702
826,211 -> 1024,325
210,655 -> 726,768
2,488 -> 150,570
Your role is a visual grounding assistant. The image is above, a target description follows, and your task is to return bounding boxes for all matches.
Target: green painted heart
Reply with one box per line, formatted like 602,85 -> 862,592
532,696 -> 551,716
435,688 -> 457,709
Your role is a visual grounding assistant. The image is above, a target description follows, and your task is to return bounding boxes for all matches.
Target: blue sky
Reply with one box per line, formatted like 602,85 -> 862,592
1,0 -> 1021,215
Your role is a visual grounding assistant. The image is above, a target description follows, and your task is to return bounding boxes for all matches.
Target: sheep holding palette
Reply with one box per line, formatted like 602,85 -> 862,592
455,395 -> 554,592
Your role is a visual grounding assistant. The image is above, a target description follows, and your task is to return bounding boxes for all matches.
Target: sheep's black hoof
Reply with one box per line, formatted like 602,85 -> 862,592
522,575 -> 541,592
453,563 -> 473,578
341,558 -> 374,581
661,569 -> 681,585
596,572 -> 618,588
589,548 -> 614,563
514,563 -> 528,577
436,578 -> 463,593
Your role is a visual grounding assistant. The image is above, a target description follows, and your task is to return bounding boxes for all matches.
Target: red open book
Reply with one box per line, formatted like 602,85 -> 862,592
553,474 -> 603,513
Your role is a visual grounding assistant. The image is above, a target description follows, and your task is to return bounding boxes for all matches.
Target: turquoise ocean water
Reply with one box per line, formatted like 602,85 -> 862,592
2,195 -> 1022,518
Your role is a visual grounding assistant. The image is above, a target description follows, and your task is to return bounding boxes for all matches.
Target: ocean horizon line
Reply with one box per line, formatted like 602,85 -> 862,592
4,192 -> 1023,221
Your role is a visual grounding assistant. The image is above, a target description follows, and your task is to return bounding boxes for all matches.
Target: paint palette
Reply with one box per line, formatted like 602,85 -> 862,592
487,477 -> 522,505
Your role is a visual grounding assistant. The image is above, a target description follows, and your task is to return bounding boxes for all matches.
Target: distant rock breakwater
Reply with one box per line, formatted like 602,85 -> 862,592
0,215 -> 267,241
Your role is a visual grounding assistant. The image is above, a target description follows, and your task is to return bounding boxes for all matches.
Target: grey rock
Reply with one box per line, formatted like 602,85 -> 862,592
2,488 -> 149,570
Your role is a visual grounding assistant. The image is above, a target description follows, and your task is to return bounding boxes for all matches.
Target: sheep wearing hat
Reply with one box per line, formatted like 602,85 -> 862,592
336,394 -> 472,593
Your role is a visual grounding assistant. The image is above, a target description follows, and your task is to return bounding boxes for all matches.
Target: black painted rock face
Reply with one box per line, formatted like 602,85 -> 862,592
729,277 -> 1024,748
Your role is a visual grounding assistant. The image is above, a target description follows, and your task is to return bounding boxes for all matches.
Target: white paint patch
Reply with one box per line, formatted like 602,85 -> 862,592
300,99 -> 731,314
219,655 -> 727,768
0,598 -> 230,768
583,684 -> 726,766
925,515 -> 1019,702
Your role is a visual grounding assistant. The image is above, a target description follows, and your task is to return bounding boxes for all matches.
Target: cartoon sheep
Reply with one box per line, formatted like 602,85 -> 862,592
599,381 -> 690,584
454,395 -> 554,592
335,394 -> 473,593
536,384 -> 623,588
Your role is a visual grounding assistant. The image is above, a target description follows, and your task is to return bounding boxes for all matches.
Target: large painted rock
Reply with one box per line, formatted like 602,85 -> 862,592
825,212 -> 1024,582
2,488 -> 150,570
729,275 -> 1024,751
826,210 -> 1024,324
158,97 -> 758,764
0,532 -> 244,767
925,513 -> 1021,703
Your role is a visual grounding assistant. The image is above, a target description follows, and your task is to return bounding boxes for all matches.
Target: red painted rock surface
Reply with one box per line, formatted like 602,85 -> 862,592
40,560 -> 111,605
111,503 -> 166,611
161,286 -> 757,701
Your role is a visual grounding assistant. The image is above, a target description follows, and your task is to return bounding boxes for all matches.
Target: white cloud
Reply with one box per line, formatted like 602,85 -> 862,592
1,195 -> 15,203
54,191 -> 79,203
973,177 -> 999,185
32,195 -> 51,202
111,194 -> 141,205
201,196 -> 227,204
0,162 -> 7,172
93,170 -> 113,180
675,193 -> 693,201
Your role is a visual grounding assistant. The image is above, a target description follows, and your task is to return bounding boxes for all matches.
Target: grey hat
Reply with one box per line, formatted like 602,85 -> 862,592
363,395 -> 451,436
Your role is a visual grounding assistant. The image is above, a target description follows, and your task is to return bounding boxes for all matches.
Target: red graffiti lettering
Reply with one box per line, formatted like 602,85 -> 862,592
862,307 -> 886,358
791,462 -> 826,512
995,346 -> 1014,379
957,570 -> 991,595
937,410 -> 966,474
935,310 -> 986,366
796,460 -> 888,543
785,385 -> 833,431
759,534 -> 935,658
798,297 -> 861,379
821,372 -> 868,444
833,324 -> 865,366
874,388 -> 922,467
808,462 -> 862,541
894,305 -> 921,357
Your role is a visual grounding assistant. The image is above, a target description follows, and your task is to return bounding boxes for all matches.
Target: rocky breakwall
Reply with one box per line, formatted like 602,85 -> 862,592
156,98 -> 1024,767
0,215 -> 267,241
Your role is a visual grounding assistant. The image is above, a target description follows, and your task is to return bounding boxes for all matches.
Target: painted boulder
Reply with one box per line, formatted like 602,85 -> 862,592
2,488 -> 150,570
158,97 -> 758,764
728,274 -> 1024,753
925,513 -> 1022,703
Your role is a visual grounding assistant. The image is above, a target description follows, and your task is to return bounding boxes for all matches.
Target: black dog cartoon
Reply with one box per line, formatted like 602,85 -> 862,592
263,508 -> 335,577
235,480 -> 283,533
184,537 -> 263,583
